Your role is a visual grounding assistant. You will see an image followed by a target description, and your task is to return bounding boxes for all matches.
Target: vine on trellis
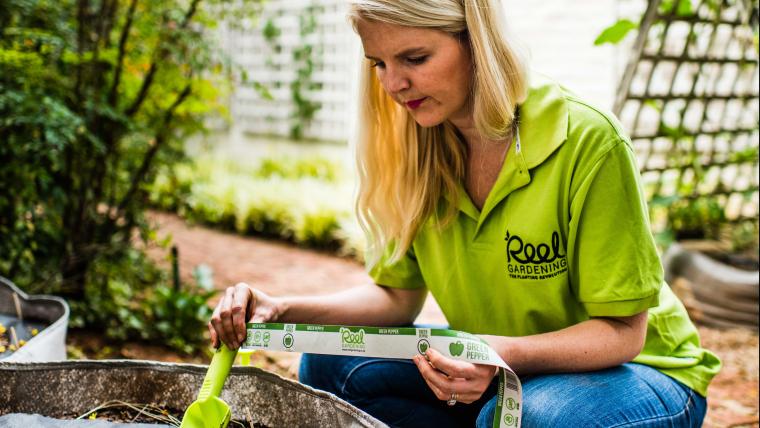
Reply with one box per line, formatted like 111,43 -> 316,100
259,4 -> 323,139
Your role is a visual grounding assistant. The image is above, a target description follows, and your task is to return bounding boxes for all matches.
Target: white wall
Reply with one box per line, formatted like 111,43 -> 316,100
501,0 -> 645,109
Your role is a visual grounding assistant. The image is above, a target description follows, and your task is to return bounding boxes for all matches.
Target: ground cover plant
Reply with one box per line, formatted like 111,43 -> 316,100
149,154 -> 366,257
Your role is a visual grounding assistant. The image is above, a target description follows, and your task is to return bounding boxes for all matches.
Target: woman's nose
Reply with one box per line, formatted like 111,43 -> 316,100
382,66 -> 410,94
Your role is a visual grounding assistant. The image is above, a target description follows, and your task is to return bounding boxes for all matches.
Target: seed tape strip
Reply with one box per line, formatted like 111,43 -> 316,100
244,323 -> 522,428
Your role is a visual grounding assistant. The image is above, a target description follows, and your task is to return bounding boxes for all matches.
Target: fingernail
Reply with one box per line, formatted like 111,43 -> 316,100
238,333 -> 245,342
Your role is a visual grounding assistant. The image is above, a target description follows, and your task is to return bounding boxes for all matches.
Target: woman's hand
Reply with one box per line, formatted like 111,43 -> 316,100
412,348 -> 497,405
208,282 -> 281,349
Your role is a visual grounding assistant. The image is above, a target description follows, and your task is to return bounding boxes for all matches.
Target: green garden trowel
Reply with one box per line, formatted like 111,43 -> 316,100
180,344 -> 238,428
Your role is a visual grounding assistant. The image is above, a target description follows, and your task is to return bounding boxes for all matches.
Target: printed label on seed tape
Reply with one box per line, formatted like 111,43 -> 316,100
243,323 -> 522,428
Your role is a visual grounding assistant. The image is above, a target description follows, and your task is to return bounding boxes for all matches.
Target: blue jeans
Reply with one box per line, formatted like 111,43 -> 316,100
299,354 -> 707,427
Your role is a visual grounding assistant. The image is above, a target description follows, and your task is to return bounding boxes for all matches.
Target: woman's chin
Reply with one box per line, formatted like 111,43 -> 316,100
410,113 -> 445,128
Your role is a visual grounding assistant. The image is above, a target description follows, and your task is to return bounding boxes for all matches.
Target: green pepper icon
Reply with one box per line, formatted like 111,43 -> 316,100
283,333 -> 294,348
417,339 -> 430,354
449,341 -> 464,357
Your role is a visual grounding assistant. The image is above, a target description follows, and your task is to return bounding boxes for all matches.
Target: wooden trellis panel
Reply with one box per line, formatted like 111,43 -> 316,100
614,0 -> 759,229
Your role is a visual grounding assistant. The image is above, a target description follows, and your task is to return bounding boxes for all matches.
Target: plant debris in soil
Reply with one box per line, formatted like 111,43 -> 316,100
0,321 -> 39,355
59,400 -> 271,427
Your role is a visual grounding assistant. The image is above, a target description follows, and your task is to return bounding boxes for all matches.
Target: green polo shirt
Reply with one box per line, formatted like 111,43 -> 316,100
368,74 -> 721,396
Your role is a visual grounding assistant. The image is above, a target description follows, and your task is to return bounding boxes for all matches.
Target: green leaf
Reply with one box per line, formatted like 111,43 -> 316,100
594,19 -> 639,46
676,0 -> 694,16
253,81 -> 274,101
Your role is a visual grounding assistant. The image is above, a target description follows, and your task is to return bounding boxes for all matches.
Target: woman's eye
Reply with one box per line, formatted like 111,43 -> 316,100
370,61 -> 385,69
406,56 -> 428,65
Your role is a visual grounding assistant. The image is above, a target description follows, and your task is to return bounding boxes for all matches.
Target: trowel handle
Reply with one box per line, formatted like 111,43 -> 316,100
197,344 -> 238,401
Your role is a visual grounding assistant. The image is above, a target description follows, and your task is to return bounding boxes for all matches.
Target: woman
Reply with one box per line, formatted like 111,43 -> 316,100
209,1 -> 721,426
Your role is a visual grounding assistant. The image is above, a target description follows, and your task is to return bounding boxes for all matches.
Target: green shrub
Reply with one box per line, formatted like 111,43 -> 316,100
1,0 -> 262,300
255,155 -> 340,181
150,155 -> 357,252
667,197 -> 726,240
69,249 -> 215,354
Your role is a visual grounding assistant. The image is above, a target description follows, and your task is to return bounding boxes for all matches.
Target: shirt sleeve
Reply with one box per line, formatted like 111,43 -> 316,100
367,242 -> 427,289
568,141 -> 662,317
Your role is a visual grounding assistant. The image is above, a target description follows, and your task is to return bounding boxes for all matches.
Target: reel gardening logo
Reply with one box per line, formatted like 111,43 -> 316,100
504,230 -> 567,280
340,327 -> 366,352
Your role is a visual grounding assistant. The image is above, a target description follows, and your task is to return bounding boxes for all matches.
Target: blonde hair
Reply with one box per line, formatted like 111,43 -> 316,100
348,0 -> 528,266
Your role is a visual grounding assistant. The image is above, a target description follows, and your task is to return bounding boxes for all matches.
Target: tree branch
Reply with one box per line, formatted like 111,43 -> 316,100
101,0 -> 120,49
124,61 -> 158,116
180,0 -> 202,29
73,0 -> 90,107
124,0 -> 202,116
108,0 -> 138,106
115,83 -> 192,216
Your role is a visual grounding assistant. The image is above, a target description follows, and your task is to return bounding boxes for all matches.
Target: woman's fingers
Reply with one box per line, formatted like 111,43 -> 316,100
413,349 -> 492,404
232,283 -> 252,343
424,348 -> 477,378
413,354 -> 450,400
220,287 -> 239,348
208,307 -> 220,348
209,284 -> 254,349
210,297 -> 226,348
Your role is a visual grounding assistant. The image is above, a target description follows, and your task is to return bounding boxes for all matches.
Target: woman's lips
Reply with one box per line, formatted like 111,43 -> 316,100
405,97 -> 427,110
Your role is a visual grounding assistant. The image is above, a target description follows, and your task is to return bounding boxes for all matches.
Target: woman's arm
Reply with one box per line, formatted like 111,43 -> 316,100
210,282 -> 427,349
482,312 -> 648,375
277,283 -> 427,326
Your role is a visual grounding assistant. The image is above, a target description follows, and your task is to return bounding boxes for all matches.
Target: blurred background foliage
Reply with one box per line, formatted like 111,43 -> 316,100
0,0 -> 262,352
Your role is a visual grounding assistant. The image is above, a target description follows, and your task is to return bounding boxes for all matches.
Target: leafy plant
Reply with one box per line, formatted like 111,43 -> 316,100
69,248 -> 216,354
0,0 -> 262,298
148,281 -> 216,354
666,197 -> 726,240
729,221 -> 759,254
149,155 -> 355,251
256,155 -> 339,181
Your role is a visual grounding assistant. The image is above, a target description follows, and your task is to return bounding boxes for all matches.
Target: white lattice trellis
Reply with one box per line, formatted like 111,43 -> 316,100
218,0 -> 356,141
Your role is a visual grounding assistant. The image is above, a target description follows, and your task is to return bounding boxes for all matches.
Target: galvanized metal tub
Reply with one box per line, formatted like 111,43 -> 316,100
0,360 -> 387,427
0,276 -> 69,362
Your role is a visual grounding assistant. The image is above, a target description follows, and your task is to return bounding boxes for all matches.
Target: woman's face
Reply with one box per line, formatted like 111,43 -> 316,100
357,19 -> 473,128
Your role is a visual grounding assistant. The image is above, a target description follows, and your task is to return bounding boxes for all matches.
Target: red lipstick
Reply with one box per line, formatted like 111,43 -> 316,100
406,97 -> 427,109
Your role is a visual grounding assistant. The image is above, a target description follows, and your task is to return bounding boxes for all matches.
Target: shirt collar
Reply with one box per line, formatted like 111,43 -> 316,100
517,72 -> 569,169
442,72 -> 570,220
